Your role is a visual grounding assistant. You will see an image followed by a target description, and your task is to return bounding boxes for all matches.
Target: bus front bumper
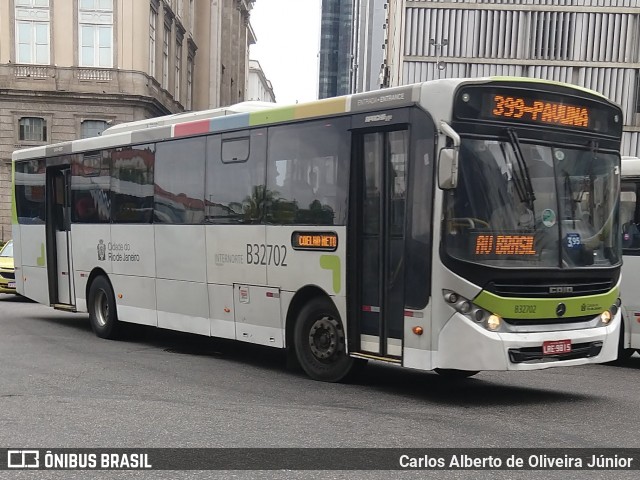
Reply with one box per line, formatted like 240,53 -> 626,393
435,311 -> 620,371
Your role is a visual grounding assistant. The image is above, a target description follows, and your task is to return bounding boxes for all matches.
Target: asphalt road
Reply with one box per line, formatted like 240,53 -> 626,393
1,293 -> 640,479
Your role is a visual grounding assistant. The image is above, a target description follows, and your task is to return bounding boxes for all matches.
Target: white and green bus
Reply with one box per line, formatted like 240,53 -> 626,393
11,77 -> 624,381
619,156 -> 640,359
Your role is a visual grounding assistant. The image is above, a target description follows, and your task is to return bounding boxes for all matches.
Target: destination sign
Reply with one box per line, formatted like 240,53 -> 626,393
490,95 -> 589,128
473,233 -> 537,259
291,232 -> 338,251
453,84 -> 621,135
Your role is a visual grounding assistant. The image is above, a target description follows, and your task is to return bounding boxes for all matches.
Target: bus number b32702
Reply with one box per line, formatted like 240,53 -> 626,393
246,244 -> 288,266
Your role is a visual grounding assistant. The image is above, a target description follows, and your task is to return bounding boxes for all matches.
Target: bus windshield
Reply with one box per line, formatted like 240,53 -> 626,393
444,138 -> 620,268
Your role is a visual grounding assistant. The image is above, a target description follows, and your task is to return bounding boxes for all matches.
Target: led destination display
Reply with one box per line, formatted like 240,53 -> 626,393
291,232 -> 338,251
453,84 -> 620,135
473,233 -> 538,259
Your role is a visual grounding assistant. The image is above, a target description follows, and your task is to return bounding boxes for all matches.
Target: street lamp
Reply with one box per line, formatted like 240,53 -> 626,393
430,38 -> 448,79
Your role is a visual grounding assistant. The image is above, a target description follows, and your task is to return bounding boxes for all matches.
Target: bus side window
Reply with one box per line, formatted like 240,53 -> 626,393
71,152 -> 111,224
111,144 -> 155,224
154,137 -> 205,225
266,118 -> 350,225
206,130 -> 267,224
15,159 -> 46,224
621,182 -> 640,250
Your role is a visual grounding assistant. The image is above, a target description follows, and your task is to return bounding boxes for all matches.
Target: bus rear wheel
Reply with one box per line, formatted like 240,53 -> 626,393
88,276 -> 120,339
294,297 -> 360,382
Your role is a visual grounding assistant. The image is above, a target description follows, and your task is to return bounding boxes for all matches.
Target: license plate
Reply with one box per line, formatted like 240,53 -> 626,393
543,339 -> 571,355
8,282 -> 15,289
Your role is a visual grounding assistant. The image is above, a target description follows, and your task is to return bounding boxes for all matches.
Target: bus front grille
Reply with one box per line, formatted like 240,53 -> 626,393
488,279 -> 613,298
508,341 -> 603,364
503,315 -> 596,326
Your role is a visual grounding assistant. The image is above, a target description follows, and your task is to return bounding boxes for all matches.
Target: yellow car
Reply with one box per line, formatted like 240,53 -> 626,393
0,240 -> 16,294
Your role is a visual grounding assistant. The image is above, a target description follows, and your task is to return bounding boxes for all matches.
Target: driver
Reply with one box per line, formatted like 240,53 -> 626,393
489,178 -> 534,231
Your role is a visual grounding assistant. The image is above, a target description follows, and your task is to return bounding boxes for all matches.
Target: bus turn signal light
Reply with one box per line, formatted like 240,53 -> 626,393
412,326 -> 424,335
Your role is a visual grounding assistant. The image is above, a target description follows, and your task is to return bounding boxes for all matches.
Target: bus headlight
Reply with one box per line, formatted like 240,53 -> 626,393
600,310 -> 612,325
443,290 -> 502,332
486,314 -> 502,331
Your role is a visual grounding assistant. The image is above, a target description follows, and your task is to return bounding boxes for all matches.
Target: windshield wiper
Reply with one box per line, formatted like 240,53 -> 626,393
563,171 -> 576,228
506,129 -> 536,215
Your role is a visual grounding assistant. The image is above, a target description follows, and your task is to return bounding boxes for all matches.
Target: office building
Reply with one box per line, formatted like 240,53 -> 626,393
385,0 -> 640,156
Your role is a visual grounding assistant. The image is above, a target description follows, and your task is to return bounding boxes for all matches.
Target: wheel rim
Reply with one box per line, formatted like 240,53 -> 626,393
94,289 -> 109,328
308,315 -> 344,362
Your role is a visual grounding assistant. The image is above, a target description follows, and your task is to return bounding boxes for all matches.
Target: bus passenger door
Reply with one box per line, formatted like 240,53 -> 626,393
353,127 -> 408,359
46,166 -> 75,307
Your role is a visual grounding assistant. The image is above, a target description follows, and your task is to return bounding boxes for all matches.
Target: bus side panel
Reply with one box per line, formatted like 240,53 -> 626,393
19,224 -> 48,305
109,224 -> 157,325
110,225 -> 156,277
156,279 -> 209,335
265,226 -> 346,298
12,224 -> 24,295
621,255 -> 640,349
403,303 -> 434,371
155,225 -> 209,335
111,275 -> 157,327
206,225 -> 267,285
70,224 -> 112,312
233,284 -> 283,347
208,283 -> 235,339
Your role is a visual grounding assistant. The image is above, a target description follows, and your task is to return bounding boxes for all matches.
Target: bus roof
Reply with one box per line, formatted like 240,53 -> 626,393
12,76 -> 618,163
100,101 -> 279,136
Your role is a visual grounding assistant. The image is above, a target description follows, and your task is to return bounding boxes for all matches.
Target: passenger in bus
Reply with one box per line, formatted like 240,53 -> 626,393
621,201 -> 640,249
75,195 -> 98,222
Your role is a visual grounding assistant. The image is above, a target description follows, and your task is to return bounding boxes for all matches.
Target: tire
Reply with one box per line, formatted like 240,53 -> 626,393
293,297 -> 362,382
88,275 -> 120,339
434,368 -> 479,379
615,318 -> 634,363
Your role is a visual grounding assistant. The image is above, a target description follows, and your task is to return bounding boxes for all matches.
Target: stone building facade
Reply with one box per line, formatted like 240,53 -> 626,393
0,0 -> 256,241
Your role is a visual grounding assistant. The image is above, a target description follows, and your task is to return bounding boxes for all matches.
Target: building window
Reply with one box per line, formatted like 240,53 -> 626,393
175,38 -> 182,100
163,24 -> 170,89
81,120 -> 108,138
78,0 -> 114,68
19,117 -> 47,142
187,55 -> 193,110
177,0 -> 183,19
15,0 -> 51,65
149,7 -> 158,77
189,0 -> 194,33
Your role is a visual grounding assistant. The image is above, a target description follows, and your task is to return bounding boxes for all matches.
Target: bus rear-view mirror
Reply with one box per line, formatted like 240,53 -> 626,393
438,147 -> 458,190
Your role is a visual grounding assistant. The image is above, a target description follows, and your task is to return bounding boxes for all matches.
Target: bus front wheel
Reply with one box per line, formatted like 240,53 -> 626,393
294,297 -> 361,382
88,276 -> 120,339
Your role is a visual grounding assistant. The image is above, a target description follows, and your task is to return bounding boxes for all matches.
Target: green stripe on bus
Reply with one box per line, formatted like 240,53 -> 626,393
474,288 -> 619,320
320,255 -> 341,294
248,98 -> 348,127
11,161 -> 17,225
249,106 -> 296,126
37,243 -> 45,267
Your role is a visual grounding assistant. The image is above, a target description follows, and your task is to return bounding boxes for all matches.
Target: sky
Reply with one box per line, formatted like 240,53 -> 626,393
249,0 -> 322,105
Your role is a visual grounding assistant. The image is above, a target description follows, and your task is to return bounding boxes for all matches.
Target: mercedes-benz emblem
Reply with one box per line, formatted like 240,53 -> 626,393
556,303 -> 566,317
